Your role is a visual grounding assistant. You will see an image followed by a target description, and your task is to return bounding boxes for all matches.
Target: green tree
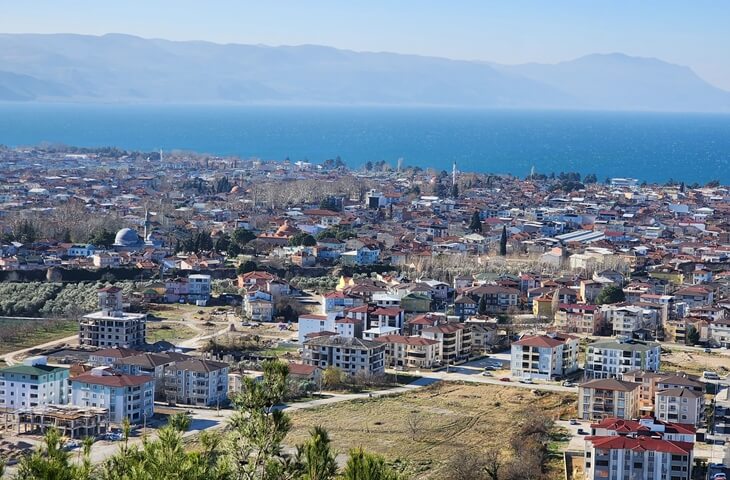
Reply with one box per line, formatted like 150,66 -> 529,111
478,295 -> 487,315
596,285 -> 626,305
499,226 -> 507,256
295,426 -> 338,480
228,360 -> 292,480
237,260 -> 258,275
289,233 -> 317,247
232,228 -> 256,246
341,448 -> 402,480
15,427 -> 90,480
89,228 -> 116,247
451,183 -> 459,199
468,211 -> 482,233
686,325 -> 700,346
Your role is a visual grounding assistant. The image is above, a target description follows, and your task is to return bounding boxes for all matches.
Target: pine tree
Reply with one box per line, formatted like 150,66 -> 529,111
468,211 -> 482,233
499,226 -> 507,256
478,295 -> 487,315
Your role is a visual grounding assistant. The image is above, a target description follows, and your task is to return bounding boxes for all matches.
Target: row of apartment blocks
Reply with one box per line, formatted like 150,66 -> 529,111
0,348 -> 229,428
299,308 -> 483,375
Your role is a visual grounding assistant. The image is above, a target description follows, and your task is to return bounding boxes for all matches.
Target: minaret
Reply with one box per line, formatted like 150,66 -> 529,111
452,161 -> 457,187
144,208 -> 150,240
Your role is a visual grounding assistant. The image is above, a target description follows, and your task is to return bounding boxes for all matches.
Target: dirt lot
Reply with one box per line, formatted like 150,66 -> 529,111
285,382 -> 577,479
146,322 -> 200,343
662,348 -> 730,376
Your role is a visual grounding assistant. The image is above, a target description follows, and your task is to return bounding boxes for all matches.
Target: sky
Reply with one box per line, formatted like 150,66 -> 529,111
2,0 -> 729,90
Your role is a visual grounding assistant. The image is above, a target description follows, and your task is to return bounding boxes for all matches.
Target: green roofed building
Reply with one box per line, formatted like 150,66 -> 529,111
0,356 -> 70,409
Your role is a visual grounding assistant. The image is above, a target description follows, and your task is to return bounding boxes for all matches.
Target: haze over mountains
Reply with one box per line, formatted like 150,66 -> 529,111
0,33 -> 728,112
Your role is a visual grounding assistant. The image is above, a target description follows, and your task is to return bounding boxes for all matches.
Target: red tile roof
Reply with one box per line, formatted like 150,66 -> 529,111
587,435 -> 693,454
72,371 -> 153,388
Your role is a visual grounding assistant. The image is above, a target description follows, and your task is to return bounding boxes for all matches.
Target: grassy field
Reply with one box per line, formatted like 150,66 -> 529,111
285,382 -> 577,479
146,322 -> 199,343
0,319 -> 78,355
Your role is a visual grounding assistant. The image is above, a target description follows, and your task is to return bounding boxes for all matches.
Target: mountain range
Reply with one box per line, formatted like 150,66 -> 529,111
0,33 -> 728,112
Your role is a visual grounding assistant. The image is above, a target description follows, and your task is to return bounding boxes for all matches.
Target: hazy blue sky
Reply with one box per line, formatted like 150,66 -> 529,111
2,0 -> 729,90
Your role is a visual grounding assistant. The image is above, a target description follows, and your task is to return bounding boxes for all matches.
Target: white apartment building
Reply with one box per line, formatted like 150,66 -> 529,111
510,333 -> 579,380
421,322 -> 471,363
655,388 -> 704,427
71,367 -> 154,424
601,305 -> 661,337
297,313 -> 336,344
302,335 -> 385,375
0,357 -> 69,409
162,359 -> 229,407
584,339 -> 661,379
584,434 -> 693,480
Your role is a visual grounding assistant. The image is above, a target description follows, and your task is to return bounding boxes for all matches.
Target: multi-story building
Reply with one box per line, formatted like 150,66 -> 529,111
584,339 -> 661,379
187,274 -> 212,303
302,335 -> 385,375
554,304 -> 603,334
79,287 -> 146,348
162,359 -> 229,407
510,333 -> 579,380
71,367 -> 154,424
421,322 -> 471,363
655,388 -> 704,427
601,304 -> 661,337
584,432 -> 693,480
374,335 -> 439,369
459,285 -> 520,313
0,356 -> 69,409
578,378 -> 640,421
297,313 -> 336,344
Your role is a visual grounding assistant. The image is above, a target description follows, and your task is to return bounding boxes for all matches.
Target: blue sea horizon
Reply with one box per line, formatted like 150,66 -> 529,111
1,103 -> 728,183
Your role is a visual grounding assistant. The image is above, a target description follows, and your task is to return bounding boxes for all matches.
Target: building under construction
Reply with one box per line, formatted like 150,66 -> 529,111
8,404 -> 109,439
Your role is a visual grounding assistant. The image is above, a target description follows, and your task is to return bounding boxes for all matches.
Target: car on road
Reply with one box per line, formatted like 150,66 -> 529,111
499,377 -> 511,382
577,428 -> 587,435
481,371 -> 493,377
519,379 -> 534,384
562,381 -> 576,387
705,348 -> 712,353
569,419 -> 578,425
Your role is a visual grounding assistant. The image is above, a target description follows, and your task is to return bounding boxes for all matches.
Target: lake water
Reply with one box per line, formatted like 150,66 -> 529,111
0,104 -> 728,183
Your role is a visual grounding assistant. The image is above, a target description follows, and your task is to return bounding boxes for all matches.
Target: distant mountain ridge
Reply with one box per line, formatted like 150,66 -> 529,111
0,33 -> 728,112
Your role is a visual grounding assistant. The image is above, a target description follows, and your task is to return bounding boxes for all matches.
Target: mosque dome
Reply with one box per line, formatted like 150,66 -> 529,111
114,228 -> 142,247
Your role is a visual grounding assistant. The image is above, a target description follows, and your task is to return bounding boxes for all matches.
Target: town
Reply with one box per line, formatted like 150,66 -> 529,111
0,143 -> 729,480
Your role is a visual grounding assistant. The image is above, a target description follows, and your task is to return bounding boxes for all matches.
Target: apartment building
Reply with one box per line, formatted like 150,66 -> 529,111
601,304 -> 661,337
374,335 -> 439,369
554,304 -> 603,334
71,367 -> 154,424
578,378 -> 640,421
162,359 -> 229,407
584,434 -> 693,480
302,335 -> 385,375
79,287 -> 146,348
510,333 -> 579,380
584,339 -> 661,379
421,322 -> 471,363
0,357 -> 69,409
655,388 -> 704,427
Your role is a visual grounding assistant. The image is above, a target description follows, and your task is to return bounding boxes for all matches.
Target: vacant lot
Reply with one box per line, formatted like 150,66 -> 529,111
662,348 -> 730,376
286,382 -> 577,479
0,319 -> 78,355
146,322 -> 199,343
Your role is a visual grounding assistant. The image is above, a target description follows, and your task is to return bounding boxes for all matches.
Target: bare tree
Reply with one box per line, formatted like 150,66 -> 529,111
406,411 -> 423,441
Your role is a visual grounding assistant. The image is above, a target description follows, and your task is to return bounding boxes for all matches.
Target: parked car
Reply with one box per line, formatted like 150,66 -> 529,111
705,348 -> 712,353
562,381 -> 576,387
482,371 -> 493,377
519,379 -> 534,384
499,377 -> 511,382
577,428 -> 587,435
569,419 -> 578,425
